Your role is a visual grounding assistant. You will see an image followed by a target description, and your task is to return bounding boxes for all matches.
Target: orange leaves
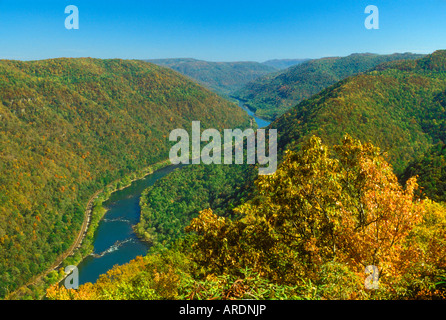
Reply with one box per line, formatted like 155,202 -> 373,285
81,152 -> 90,159
46,283 -> 96,300
325,136 -> 427,281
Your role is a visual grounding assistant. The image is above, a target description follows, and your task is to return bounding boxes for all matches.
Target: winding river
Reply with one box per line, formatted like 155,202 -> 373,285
77,101 -> 271,285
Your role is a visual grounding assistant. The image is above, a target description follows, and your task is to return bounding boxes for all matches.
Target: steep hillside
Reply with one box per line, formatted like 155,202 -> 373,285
273,50 -> 446,174
45,51 -> 446,301
145,58 -> 277,98
134,51 -> 446,255
235,53 -> 424,120
0,58 -> 250,297
401,143 -> 446,202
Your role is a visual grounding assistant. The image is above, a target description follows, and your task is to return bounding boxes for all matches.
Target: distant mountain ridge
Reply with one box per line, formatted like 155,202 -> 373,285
145,58 -> 277,98
262,58 -> 310,70
272,50 -> 446,175
235,52 -> 425,120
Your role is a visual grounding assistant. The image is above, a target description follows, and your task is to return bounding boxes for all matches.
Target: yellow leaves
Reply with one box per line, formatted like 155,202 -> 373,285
408,200 -> 446,269
185,135 -> 446,294
186,209 -> 226,236
0,235 -> 8,244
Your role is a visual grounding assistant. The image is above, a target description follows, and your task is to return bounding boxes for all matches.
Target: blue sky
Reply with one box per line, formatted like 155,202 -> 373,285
0,0 -> 445,61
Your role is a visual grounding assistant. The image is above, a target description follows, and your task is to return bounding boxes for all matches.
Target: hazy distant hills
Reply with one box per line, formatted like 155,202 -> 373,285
262,58 -> 310,70
235,53 -> 425,120
0,57 -> 250,296
145,58 -> 277,98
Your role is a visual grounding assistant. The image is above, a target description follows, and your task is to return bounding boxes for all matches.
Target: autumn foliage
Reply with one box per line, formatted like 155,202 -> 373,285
186,135 -> 445,299
48,136 -> 446,300
0,58 -> 251,297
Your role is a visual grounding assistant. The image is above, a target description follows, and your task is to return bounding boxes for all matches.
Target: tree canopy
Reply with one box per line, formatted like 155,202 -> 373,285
47,136 -> 446,300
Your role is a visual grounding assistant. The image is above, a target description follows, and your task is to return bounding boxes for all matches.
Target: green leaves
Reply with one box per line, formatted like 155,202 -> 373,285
234,53 -> 424,120
0,57 -> 251,298
136,164 -> 257,247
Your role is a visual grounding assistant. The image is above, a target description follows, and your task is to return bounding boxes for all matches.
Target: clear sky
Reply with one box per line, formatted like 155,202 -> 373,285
0,0 -> 445,62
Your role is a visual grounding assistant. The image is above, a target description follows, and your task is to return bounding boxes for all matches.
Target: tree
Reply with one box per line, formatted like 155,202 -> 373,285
187,135 -> 437,297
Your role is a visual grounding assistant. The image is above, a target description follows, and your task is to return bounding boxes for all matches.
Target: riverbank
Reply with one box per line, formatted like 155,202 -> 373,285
8,99 -> 269,299
235,99 -> 271,129
58,160 -> 172,284
6,159 -> 171,300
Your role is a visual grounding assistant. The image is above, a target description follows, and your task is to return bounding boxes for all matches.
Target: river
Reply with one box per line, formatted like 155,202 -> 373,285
237,100 -> 271,129
77,101 -> 271,285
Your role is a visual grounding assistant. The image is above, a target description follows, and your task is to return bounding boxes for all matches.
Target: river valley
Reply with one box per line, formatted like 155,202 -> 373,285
77,101 -> 271,285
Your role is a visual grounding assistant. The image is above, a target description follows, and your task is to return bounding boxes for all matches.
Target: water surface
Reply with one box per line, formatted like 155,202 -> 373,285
237,100 -> 271,128
76,101 -> 271,285
77,164 -> 182,285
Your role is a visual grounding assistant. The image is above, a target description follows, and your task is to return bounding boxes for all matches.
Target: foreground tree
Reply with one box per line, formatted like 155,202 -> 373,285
187,135 -> 445,299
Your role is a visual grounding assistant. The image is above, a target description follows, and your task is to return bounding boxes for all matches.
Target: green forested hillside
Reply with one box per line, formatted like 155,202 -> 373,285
0,58 -> 250,297
401,143 -> 446,203
46,51 -> 446,301
273,50 -> 446,175
135,163 -> 257,247
145,58 -> 277,98
235,53 -> 424,120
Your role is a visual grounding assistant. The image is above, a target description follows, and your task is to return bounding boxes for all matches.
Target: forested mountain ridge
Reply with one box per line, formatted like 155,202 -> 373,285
273,50 -> 446,175
145,58 -> 277,98
46,51 -> 446,301
235,53 -> 424,120
0,57 -> 250,297
133,50 -> 446,257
